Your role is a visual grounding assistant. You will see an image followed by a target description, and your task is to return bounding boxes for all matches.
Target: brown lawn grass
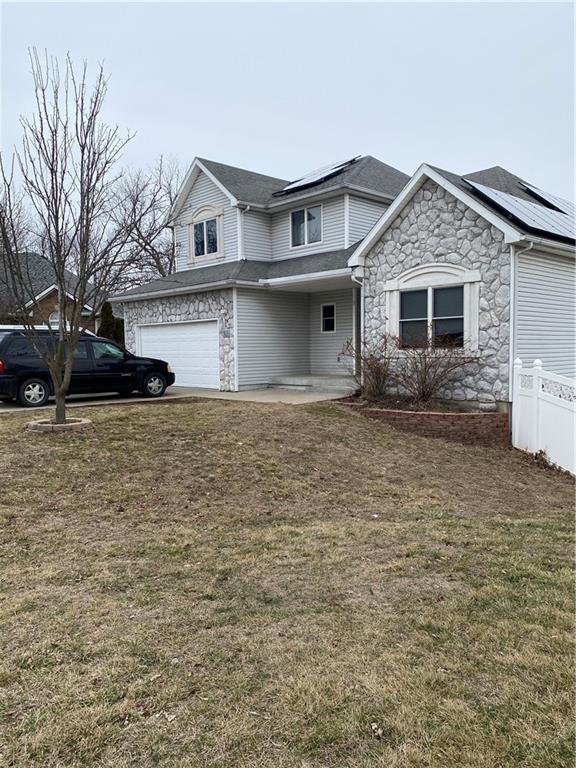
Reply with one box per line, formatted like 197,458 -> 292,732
0,399 -> 574,767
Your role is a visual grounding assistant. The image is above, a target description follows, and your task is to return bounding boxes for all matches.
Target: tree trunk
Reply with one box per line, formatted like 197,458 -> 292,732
54,388 -> 66,424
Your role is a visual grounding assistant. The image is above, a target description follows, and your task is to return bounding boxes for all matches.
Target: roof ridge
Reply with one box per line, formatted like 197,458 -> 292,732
198,157 -> 288,184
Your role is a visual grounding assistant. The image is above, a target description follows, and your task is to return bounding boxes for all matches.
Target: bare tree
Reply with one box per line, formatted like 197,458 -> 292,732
118,157 -> 181,287
0,50 -> 163,424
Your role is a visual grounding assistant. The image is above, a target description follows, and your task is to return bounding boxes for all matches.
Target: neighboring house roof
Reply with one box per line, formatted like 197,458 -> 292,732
349,163 -> 575,268
169,155 -> 410,222
112,243 -> 359,302
0,252 -> 97,312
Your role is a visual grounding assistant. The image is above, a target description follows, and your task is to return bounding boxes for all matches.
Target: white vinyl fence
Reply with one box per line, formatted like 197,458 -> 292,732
512,359 -> 575,475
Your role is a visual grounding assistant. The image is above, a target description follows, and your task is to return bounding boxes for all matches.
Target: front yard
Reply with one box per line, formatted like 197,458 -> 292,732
0,400 -> 573,767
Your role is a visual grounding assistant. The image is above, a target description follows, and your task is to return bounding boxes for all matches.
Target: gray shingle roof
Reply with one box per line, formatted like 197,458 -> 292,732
197,158 -> 288,206
198,155 -> 409,206
430,165 -> 575,244
273,156 -> 410,200
0,252 -> 97,310
114,243 -> 360,300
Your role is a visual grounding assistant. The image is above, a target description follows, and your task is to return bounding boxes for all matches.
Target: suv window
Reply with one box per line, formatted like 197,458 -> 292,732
7,336 -> 37,357
64,341 -> 90,360
92,341 -> 124,360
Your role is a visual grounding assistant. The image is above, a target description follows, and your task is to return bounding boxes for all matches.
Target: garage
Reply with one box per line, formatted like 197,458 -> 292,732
137,321 -> 220,388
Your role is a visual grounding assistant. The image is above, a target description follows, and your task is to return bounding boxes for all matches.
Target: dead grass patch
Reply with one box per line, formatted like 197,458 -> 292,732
0,399 -> 573,767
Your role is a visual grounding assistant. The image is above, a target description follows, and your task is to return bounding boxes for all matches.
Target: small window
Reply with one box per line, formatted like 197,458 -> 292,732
321,303 -> 336,333
193,218 -> 219,258
92,341 -> 125,360
291,205 -> 322,247
400,286 -> 464,348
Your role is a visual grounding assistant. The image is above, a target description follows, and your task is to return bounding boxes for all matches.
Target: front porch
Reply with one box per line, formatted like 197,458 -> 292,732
235,277 -> 361,391
268,374 -> 357,395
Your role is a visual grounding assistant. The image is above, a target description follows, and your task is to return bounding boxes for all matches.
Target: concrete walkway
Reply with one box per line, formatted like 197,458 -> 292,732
0,385 -> 344,414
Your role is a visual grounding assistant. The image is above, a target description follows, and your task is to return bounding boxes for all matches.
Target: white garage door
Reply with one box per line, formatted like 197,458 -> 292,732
138,321 -> 220,388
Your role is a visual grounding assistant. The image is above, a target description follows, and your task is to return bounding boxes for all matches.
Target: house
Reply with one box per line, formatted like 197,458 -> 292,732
113,155 -> 575,410
349,164 -> 575,408
112,156 -> 409,392
0,252 -> 99,332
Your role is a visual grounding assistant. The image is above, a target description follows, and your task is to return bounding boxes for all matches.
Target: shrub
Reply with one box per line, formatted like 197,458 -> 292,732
98,301 -> 125,345
341,334 -> 399,400
395,339 -> 477,404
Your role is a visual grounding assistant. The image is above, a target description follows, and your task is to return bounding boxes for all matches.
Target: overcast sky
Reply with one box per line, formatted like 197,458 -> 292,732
1,2 -> 574,197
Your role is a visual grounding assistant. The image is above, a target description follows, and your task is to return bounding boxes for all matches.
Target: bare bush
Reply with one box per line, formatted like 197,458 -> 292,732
341,334 -> 399,400
395,339 -> 477,404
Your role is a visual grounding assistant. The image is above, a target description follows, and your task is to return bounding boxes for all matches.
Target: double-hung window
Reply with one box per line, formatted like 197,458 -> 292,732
193,218 -> 219,258
291,205 -> 322,247
400,286 -> 464,348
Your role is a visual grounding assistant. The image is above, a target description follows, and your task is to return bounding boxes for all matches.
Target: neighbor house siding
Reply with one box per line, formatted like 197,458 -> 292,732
348,197 -> 388,245
514,250 -> 575,376
236,289 -> 310,386
270,197 -> 345,260
309,289 -> 354,374
243,209 -> 272,260
173,170 -> 238,270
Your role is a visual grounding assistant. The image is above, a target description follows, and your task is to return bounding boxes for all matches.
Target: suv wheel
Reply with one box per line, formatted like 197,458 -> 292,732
142,373 -> 167,398
18,378 -> 50,407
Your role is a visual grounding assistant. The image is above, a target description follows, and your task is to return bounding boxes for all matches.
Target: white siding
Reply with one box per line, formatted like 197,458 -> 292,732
348,197 -> 388,245
243,209 -> 272,260
514,250 -> 575,376
173,170 -> 238,270
309,289 -> 354,374
271,197 -> 345,260
236,289 -> 310,386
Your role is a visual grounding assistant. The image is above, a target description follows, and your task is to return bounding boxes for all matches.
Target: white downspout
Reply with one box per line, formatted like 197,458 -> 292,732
508,241 -> 534,402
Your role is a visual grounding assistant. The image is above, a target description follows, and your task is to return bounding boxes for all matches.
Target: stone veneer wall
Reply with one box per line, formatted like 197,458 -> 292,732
363,179 -> 511,406
122,289 -> 235,390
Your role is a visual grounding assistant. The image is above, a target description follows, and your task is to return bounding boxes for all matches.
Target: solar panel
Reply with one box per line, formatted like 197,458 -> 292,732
520,182 -> 575,217
464,179 -> 575,241
276,157 -> 359,195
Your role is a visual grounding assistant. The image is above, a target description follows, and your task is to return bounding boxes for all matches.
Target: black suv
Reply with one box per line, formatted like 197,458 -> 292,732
0,330 -> 176,407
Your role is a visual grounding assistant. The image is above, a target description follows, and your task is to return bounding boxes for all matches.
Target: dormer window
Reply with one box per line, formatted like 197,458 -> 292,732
188,206 -> 223,262
291,205 -> 322,247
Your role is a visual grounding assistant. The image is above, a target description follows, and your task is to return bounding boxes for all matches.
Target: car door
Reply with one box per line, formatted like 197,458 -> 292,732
89,340 -> 135,392
66,340 -> 95,394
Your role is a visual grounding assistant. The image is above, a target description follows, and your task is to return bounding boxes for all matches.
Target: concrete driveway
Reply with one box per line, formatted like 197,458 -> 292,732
0,385 -> 344,414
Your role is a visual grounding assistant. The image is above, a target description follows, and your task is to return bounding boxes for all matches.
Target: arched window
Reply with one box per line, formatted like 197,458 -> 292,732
186,205 -> 224,262
383,263 -> 480,349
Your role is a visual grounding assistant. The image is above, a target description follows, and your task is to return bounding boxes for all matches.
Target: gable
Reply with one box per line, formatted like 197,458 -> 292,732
349,164 -> 524,268
172,170 -> 238,269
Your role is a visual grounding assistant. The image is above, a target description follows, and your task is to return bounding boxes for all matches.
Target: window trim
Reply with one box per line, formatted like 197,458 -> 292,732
290,203 -> 323,249
186,205 -> 224,263
320,302 -> 336,334
385,263 -> 480,351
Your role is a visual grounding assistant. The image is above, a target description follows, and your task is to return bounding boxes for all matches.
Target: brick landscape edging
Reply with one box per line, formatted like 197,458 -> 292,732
341,403 -> 510,445
26,417 -> 95,433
